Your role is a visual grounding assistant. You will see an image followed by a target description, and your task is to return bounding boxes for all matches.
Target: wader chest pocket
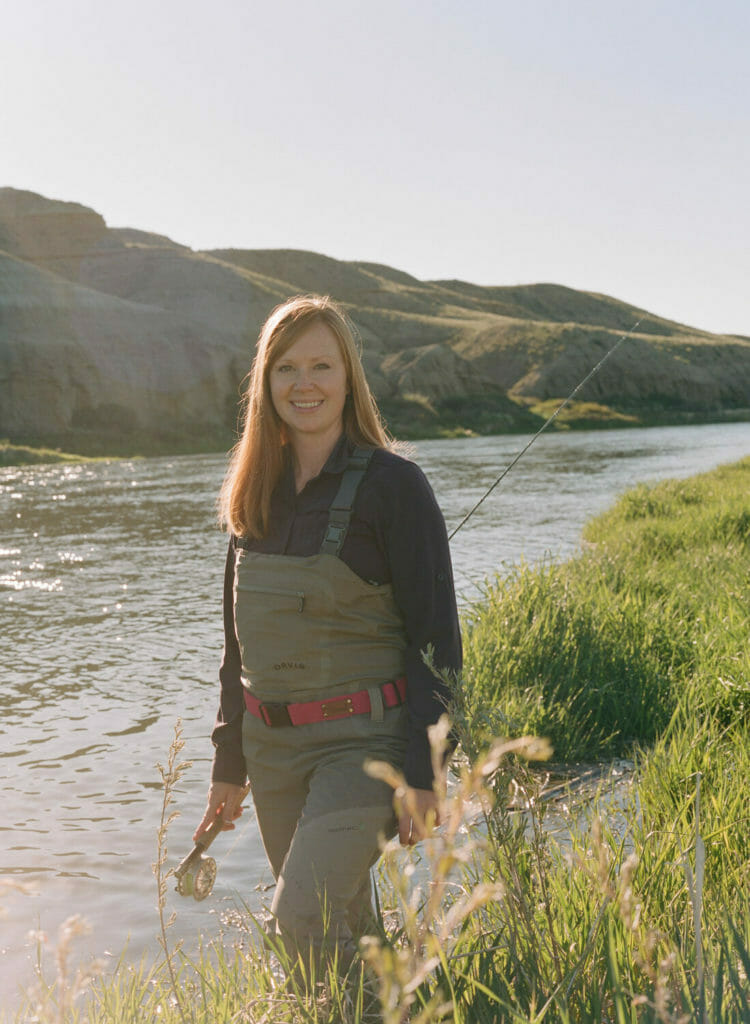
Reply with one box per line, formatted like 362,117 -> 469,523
236,584 -> 305,613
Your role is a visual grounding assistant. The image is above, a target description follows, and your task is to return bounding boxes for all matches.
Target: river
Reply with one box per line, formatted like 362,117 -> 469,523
2,422 -> 749,1009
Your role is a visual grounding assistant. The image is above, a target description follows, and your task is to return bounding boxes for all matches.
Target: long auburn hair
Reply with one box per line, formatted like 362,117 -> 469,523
219,294 -> 391,538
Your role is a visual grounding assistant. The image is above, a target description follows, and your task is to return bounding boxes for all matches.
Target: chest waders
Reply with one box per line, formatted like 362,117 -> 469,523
234,448 -> 410,966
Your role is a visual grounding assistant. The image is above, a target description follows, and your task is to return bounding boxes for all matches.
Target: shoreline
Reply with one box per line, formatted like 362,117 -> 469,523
4,406 -> 750,466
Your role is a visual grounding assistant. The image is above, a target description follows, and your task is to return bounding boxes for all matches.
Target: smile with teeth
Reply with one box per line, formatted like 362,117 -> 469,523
292,400 -> 324,409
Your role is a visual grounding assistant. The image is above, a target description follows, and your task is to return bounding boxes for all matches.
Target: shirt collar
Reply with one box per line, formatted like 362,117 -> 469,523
320,433 -> 353,475
280,433 -> 352,494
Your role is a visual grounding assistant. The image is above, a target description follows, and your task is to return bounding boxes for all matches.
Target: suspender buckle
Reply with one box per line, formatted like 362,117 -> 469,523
259,702 -> 293,727
322,523 -> 346,547
318,446 -> 375,557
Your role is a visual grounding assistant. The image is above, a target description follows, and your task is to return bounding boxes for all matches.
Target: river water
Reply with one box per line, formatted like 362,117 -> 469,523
2,422 -> 749,1008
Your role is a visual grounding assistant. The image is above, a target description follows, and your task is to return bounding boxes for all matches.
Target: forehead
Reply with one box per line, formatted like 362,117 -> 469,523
275,320 -> 343,362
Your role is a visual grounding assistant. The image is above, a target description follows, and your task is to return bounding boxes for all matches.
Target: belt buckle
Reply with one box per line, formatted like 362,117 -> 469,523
259,702 -> 292,727
320,696 -> 354,720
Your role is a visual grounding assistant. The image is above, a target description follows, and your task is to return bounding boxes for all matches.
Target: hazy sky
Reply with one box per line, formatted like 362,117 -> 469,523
3,0 -> 749,336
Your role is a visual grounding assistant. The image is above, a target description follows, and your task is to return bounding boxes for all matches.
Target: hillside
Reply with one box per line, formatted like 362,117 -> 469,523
1,187 -> 749,454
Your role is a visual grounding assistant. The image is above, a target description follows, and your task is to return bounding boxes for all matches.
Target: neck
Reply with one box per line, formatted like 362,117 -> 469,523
289,430 -> 343,492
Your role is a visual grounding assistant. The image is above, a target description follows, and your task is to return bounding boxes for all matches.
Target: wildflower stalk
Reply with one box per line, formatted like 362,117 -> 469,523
363,714 -> 552,1023
153,718 -> 193,1024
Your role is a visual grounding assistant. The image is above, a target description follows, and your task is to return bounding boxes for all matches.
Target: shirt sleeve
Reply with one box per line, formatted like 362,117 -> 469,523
376,459 -> 462,789
210,538 -> 248,785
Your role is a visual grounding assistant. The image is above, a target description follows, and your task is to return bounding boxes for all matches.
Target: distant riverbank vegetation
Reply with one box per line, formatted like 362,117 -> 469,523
6,459 -> 749,1022
4,403 -> 750,465
380,396 -> 750,441
0,440 -> 99,466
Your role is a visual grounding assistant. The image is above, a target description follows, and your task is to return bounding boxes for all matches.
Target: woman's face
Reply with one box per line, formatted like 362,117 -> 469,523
269,321 -> 349,450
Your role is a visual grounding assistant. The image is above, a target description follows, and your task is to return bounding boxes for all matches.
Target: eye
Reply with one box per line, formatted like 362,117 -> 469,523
274,363 -> 293,373
314,362 -> 331,370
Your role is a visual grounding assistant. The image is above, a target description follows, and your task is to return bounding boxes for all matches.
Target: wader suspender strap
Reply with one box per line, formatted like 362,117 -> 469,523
319,447 -> 375,557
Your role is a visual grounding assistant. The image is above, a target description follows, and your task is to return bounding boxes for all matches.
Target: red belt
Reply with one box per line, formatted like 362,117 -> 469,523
243,677 -> 408,728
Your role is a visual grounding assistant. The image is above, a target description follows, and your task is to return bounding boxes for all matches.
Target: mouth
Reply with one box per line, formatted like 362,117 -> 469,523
291,400 -> 324,410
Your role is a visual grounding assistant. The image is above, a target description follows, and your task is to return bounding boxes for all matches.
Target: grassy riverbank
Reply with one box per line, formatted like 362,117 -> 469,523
454,454 -> 750,1020
0,441 -> 99,466
0,433 -> 222,465
7,459 -> 750,1022
462,456 -> 749,762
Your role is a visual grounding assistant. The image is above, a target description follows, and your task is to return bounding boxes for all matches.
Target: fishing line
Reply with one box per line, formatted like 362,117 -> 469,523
216,803 -> 255,869
448,317 -> 644,541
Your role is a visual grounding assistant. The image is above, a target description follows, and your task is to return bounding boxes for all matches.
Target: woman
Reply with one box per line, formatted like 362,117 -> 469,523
194,294 -> 461,966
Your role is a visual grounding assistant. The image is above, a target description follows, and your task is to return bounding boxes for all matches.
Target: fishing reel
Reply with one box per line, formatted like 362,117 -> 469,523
175,853 -> 217,901
174,784 -> 250,902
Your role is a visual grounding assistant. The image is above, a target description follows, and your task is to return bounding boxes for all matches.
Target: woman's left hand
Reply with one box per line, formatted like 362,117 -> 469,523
397,787 -> 440,846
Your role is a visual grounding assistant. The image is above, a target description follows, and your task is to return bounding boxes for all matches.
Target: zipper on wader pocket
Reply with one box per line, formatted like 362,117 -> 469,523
237,585 -> 305,612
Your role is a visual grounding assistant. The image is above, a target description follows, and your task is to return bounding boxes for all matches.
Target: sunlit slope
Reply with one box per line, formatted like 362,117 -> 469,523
211,246 -> 750,421
1,187 -> 748,452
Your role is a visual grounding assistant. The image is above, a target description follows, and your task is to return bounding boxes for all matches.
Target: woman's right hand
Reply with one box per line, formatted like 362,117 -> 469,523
193,782 -> 247,843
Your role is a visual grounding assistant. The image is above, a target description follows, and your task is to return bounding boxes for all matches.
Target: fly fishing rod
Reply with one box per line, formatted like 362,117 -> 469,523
448,316 -> 644,540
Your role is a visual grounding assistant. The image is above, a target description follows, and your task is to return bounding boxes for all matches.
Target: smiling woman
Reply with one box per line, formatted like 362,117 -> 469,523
220,295 -> 390,540
193,294 -> 463,980
269,320 -> 350,479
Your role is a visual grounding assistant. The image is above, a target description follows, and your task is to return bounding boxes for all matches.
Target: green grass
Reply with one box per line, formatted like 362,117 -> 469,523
461,457 -> 750,761
0,425 -> 233,463
0,441 -> 99,466
448,456 -> 750,1019
527,399 -> 641,429
6,457 -> 750,1022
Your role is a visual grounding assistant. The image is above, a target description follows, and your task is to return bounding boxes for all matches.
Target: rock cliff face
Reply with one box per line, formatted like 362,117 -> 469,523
0,189 -> 110,279
1,187 -> 748,451
0,251 -> 243,444
382,344 -> 496,399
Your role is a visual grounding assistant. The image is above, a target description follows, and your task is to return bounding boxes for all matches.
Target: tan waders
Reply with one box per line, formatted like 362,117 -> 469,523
234,450 -> 409,967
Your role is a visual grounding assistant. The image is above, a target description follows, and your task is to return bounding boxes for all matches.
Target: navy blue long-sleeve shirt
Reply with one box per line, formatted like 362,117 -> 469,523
211,435 -> 462,790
